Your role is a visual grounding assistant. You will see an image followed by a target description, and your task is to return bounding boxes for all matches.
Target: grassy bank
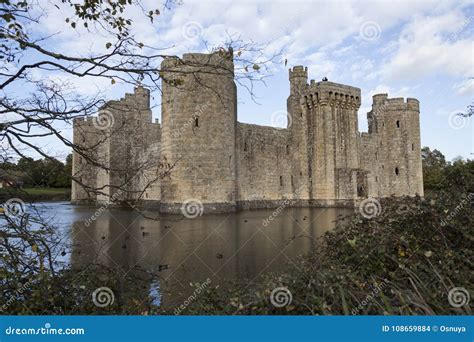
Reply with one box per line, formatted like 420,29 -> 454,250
0,187 -> 70,202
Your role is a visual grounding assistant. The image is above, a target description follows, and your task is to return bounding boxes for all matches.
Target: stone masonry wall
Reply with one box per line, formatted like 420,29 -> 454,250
236,123 -> 294,203
72,52 -> 424,212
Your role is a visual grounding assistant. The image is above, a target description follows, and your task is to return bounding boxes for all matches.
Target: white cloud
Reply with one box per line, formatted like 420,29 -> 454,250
453,78 -> 474,96
382,12 -> 473,80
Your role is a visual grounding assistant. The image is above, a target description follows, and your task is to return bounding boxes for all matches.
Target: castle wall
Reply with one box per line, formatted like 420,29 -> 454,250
159,52 -> 238,212
71,86 -> 161,205
72,117 -> 102,203
236,123 -> 297,205
72,52 -> 424,212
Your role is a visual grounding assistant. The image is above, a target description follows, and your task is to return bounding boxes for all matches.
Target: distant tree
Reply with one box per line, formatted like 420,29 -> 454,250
421,147 -> 447,192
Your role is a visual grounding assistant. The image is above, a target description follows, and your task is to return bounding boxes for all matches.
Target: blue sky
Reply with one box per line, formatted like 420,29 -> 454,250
9,0 -> 474,161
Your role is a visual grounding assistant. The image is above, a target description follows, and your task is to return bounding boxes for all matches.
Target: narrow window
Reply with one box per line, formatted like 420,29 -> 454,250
280,176 -> 283,187
244,142 -> 248,152
382,164 -> 384,169
396,120 -> 400,128
300,171 -> 302,177
411,143 -> 414,151
286,145 -> 289,154
375,176 -> 378,182
291,175 -> 294,186
195,117 -> 199,127
395,167 -> 399,175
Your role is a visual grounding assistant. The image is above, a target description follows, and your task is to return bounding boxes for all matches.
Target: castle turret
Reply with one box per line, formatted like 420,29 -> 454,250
364,95 -> 423,197
160,51 -> 238,213
300,81 -> 362,202
289,66 -> 308,95
287,66 -> 311,200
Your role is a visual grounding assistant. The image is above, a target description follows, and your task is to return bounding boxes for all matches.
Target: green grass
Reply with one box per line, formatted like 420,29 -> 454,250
0,187 -> 69,195
22,187 -> 70,195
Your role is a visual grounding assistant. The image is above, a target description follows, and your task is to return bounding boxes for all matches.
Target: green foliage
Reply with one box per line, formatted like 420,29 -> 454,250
1,155 -> 72,188
422,147 -> 474,196
1,149 -> 472,315
172,193 -> 472,315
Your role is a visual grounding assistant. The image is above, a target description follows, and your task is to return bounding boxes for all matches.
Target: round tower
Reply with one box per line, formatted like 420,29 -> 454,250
289,66 -> 308,95
160,51 -> 237,213
373,96 -> 423,197
287,66 -> 310,200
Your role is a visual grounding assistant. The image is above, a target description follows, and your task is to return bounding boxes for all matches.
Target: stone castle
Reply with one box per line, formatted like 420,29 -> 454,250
71,51 -> 424,213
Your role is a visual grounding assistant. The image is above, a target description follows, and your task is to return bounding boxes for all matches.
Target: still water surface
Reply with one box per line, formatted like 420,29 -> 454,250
38,202 -> 352,307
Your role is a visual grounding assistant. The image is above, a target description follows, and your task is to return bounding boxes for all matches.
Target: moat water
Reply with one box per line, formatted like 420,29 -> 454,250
34,202 -> 352,308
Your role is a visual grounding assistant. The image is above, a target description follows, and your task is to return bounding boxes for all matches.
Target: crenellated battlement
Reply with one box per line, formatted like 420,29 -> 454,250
300,81 -> 361,108
289,66 -> 308,79
371,94 -> 420,113
161,51 -> 234,77
72,56 -> 423,212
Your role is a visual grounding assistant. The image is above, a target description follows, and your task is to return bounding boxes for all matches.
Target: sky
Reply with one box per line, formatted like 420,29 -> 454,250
7,0 -> 474,161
